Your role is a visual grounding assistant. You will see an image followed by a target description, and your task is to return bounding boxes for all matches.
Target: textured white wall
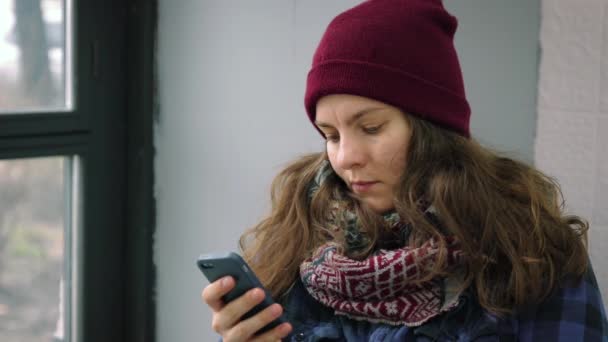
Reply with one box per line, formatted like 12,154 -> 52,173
156,1 -> 540,341
534,0 -> 608,305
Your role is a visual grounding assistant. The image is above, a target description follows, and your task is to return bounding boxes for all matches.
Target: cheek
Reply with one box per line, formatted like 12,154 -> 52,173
379,141 -> 408,180
326,146 -> 337,169
326,148 -> 346,178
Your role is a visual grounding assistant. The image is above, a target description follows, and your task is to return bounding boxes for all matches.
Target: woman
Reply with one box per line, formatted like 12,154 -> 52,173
202,0 -> 608,341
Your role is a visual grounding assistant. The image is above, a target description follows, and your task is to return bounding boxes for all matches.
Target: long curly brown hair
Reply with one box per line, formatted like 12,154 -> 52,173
240,115 -> 589,315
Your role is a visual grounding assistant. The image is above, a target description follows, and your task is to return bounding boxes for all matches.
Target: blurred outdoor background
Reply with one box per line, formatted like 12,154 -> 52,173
0,157 -> 65,342
0,0 -> 66,112
0,0 -> 67,341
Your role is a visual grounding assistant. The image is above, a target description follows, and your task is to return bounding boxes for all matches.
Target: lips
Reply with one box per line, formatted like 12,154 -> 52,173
350,181 -> 378,193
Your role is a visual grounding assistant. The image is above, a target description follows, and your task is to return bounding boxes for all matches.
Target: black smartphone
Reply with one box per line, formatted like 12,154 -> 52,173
197,252 -> 287,335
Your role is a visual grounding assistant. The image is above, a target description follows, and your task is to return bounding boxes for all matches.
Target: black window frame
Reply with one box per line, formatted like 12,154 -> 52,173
0,0 -> 157,341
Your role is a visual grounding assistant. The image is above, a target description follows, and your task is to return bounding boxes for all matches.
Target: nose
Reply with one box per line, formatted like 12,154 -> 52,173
335,135 -> 366,171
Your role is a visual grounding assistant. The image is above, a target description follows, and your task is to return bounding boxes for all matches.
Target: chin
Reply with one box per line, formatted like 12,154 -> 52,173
365,200 -> 394,214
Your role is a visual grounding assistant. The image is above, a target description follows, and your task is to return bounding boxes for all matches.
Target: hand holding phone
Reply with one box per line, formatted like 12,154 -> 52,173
197,252 -> 289,336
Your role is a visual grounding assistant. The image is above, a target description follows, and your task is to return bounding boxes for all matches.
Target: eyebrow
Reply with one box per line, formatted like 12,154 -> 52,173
315,107 -> 384,129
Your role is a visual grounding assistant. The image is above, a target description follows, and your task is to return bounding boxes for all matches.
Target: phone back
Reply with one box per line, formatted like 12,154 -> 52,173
197,252 -> 286,334
197,252 -> 264,303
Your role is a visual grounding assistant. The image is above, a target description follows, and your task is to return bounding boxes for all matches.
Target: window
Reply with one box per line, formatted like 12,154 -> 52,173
0,156 -> 76,341
0,0 -> 155,341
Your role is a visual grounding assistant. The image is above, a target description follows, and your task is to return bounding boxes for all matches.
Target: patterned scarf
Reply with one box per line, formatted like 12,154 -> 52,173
300,161 -> 465,326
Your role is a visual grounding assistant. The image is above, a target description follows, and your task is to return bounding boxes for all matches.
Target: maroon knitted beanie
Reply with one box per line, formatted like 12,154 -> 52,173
304,0 -> 471,137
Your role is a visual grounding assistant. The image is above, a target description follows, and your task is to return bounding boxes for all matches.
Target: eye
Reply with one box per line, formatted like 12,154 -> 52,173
363,124 -> 383,134
325,134 -> 340,143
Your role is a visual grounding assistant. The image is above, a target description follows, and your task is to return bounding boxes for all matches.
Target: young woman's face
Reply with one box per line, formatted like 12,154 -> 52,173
315,94 -> 413,213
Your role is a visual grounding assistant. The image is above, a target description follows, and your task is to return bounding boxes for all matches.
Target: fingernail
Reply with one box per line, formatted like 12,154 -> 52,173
249,288 -> 263,300
221,277 -> 231,287
279,323 -> 292,334
270,304 -> 281,316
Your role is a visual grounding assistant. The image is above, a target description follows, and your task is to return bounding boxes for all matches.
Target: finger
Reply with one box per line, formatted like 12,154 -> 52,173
250,322 -> 292,342
224,304 -> 290,342
202,276 -> 235,312
212,287 -> 265,334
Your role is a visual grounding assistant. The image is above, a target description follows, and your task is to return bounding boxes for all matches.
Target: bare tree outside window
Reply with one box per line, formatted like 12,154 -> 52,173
0,0 -> 67,112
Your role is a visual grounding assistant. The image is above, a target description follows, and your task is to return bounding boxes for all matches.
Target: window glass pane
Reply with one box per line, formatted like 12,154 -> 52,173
0,0 -> 72,113
0,156 -> 71,342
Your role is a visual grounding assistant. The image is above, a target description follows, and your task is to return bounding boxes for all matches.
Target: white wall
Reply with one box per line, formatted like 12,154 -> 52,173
534,0 -> 608,304
155,1 -> 540,341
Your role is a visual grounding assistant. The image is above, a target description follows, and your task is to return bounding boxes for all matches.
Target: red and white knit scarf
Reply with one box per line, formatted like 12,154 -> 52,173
300,237 -> 463,326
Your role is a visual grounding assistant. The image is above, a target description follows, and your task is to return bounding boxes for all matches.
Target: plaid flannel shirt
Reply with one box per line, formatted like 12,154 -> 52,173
279,263 -> 608,341
497,264 -> 608,341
